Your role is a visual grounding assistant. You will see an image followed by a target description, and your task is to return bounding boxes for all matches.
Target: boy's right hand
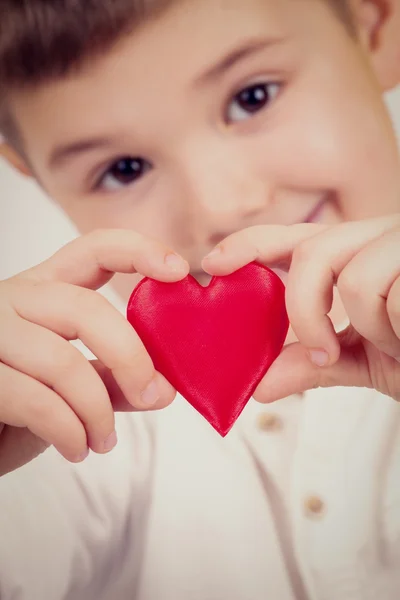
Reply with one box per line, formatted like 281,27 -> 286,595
0,229 -> 189,476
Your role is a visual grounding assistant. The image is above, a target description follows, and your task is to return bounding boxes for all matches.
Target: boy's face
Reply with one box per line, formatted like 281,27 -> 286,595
7,0 -> 400,298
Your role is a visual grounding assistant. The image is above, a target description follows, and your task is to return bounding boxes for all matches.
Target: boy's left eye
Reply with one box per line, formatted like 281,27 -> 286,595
226,82 -> 280,123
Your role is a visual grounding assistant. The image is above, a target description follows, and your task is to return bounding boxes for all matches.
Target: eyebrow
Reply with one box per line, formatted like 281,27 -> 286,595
49,137 -> 114,169
194,36 -> 286,87
48,37 -> 284,168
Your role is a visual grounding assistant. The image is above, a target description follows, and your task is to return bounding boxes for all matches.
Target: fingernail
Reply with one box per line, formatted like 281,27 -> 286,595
76,448 -> 90,462
309,349 -> 329,367
141,379 -> 160,406
205,246 -> 222,260
396,357 -> 400,364
104,431 -> 118,452
165,253 -> 185,271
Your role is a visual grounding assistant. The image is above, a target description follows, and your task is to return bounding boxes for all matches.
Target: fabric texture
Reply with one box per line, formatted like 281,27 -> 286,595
127,263 -> 289,436
1,388 -> 400,600
1,291 -> 400,600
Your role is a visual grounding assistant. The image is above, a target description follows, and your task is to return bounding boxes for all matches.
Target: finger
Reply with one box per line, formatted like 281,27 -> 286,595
387,276 -> 400,354
92,362 -> 177,412
285,217 -> 400,365
337,229 -> 400,359
253,328 -> 371,403
203,216 -> 400,364
202,224 -> 326,275
11,282 -> 161,410
0,361 -> 88,462
203,215 -> 400,275
0,314 -> 115,454
23,229 -> 189,289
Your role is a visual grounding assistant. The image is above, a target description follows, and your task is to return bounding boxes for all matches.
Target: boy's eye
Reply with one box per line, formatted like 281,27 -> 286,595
98,157 -> 152,191
226,82 -> 280,123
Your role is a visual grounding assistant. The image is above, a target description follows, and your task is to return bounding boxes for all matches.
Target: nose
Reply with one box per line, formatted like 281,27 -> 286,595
179,144 -> 270,247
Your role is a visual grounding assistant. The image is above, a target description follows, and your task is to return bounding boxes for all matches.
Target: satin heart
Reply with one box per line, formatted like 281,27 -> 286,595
127,262 -> 289,436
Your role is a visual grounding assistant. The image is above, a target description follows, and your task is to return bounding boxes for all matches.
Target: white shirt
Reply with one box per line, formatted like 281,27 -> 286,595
0,384 -> 400,600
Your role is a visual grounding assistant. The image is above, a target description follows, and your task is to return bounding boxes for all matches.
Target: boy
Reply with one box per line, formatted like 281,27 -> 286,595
0,0 -> 400,598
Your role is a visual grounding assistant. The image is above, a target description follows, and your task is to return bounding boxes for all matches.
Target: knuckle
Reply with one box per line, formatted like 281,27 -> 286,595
86,228 -> 112,244
292,240 -> 319,267
73,285 -> 107,313
49,346 -> 84,381
245,225 -> 265,244
73,228 -> 114,257
116,345 -> 152,376
351,319 -> 397,357
337,270 -> 361,300
370,335 -> 396,354
90,413 -> 115,438
109,326 -> 151,367
31,280 -> 64,298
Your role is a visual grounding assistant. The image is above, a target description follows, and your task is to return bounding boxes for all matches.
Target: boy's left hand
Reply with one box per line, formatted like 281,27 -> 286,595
203,214 -> 400,403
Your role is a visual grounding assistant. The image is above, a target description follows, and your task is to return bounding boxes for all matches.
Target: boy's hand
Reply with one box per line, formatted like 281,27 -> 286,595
0,229 -> 189,476
203,215 -> 400,403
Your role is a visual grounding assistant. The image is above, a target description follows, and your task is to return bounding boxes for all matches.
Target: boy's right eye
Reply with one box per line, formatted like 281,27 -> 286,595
97,157 -> 152,191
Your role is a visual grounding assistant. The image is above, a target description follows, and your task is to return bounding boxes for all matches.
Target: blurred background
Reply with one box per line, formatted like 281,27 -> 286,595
1,87 -> 400,281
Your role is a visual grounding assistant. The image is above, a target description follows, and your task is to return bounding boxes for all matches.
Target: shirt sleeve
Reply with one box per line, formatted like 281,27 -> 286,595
0,412 -> 155,600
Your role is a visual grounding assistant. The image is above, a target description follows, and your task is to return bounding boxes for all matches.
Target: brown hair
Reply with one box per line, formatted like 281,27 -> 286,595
0,0 -> 172,141
0,0 -> 352,141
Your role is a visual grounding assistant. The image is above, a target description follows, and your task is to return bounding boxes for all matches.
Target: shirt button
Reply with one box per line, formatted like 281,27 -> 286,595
304,495 -> 325,518
256,412 -> 283,432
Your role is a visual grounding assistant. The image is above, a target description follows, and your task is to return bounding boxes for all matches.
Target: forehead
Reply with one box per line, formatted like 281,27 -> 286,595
83,0 -> 297,84
10,0 -> 331,151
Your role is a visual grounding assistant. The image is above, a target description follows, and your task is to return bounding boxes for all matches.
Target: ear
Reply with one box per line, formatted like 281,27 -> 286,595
351,0 -> 400,90
0,142 -> 33,177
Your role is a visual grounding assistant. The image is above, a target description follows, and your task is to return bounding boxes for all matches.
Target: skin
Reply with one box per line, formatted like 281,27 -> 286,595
0,0 -> 400,475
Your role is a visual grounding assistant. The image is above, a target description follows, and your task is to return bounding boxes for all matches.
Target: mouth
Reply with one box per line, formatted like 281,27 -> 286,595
303,196 -> 328,224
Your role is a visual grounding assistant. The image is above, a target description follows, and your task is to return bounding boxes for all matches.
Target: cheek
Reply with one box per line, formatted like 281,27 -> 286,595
252,90 -> 400,219
54,192 -> 176,240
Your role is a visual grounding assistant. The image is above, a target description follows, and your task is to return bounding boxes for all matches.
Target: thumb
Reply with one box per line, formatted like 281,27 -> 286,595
254,327 -> 371,403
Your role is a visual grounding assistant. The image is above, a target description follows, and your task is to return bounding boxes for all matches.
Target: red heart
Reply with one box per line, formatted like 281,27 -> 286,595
127,262 -> 289,436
